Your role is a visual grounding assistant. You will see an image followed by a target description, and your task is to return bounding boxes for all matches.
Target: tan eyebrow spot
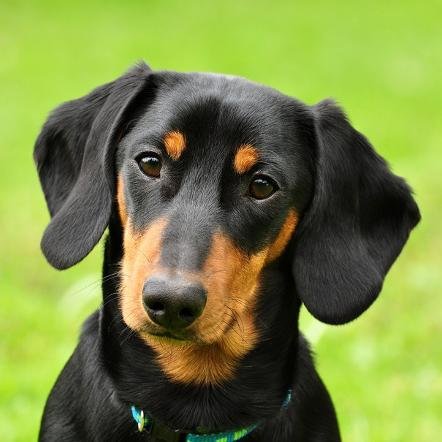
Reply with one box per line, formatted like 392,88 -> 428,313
164,131 -> 186,160
233,144 -> 259,174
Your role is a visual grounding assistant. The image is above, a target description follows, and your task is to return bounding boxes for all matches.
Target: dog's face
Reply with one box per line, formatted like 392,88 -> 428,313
116,74 -> 312,356
34,63 -> 420,384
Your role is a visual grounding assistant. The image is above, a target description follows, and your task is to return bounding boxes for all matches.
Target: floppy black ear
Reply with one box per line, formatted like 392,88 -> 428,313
34,62 -> 151,269
292,100 -> 420,324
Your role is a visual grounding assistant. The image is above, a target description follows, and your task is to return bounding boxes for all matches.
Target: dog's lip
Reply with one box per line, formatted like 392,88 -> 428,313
141,324 -> 198,342
141,312 -> 237,345
148,330 -> 189,341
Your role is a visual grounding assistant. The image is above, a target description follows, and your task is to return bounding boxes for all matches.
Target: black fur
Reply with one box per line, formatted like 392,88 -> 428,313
35,62 -> 420,441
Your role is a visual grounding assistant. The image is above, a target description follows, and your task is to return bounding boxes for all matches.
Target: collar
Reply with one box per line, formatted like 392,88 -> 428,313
131,389 -> 292,441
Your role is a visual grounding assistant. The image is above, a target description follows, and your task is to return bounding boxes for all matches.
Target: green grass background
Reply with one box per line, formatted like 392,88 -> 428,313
1,1 -> 441,440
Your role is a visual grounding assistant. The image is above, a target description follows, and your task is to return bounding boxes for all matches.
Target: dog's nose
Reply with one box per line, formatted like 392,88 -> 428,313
142,276 -> 207,330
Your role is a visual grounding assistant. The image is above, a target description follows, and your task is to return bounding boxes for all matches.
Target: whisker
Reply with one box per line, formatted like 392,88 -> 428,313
65,272 -> 122,298
101,292 -> 122,308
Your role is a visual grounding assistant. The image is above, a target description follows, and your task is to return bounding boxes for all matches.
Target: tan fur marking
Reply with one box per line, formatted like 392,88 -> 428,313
148,313 -> 256,384
116,176 -> 128,226
119,204 -> 298,385
233,144 -> 259,174
146,232 -> 262,384
164,131 -> 186,160
266,209 -> 298,263
120,219 -> 167,332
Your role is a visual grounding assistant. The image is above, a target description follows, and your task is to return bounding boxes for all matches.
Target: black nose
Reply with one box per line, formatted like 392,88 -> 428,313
142,276 -> 207,330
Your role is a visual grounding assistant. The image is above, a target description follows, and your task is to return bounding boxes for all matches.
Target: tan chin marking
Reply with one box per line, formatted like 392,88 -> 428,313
164,131 -> 186,160
145,312 -> 257,385
118,205 -> 298,385
233,144 -> 259,174
143,210 -> 298,385
138,230 -> 263,385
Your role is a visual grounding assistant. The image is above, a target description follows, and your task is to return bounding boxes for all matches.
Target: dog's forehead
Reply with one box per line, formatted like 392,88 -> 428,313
124,72 -> 306,160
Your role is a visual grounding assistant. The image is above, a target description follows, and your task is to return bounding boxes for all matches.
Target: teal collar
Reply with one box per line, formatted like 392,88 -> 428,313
131,389 -> 292,441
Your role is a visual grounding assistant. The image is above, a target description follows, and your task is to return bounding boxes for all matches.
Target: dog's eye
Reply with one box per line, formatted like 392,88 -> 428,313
138,153 -> 162,178
249,175 -> 278,200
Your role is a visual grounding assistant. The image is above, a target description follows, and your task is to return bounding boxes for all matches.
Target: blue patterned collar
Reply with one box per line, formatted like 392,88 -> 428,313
131,389 -> 292,441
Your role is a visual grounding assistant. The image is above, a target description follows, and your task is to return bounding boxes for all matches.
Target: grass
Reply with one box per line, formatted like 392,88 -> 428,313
1,1 -> 441,440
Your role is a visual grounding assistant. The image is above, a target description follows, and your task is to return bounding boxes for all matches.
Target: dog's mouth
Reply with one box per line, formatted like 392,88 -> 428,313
139,312 -> 237,346
148,330 -> 190,342
140,324 -> 205,345
136,306 -> 259,385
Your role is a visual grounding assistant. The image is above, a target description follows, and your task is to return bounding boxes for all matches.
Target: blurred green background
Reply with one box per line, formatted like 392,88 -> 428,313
1,0 -> 441,440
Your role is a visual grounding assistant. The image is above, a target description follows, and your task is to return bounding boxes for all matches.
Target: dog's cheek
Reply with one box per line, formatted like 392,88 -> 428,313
196,233 -> 240,341
209,209 -> 298,342
195,232 -> 264,344
265,209 -> 298,263
119,225 -> 145,331
120,220 -> 167,331
196,210 -> 298,342
117,179 -> 167,331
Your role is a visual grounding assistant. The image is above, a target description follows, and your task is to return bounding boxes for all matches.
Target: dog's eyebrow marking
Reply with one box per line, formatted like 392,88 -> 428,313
233,144 -> 259,174
163,131 -> 186,160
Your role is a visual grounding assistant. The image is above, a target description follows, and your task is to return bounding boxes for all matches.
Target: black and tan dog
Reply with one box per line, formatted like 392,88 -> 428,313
35,62 -> 420,441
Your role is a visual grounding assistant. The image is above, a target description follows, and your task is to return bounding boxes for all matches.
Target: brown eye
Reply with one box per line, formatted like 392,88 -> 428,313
249,175 -> 278,200
138,153 -> 162,178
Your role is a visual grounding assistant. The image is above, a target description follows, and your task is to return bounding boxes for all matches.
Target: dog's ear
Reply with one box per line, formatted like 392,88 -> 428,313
34,62 -> 151,270
292,100 -> 420,324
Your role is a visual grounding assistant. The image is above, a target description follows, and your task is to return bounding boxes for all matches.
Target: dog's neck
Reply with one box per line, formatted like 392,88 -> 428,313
99,220 -> 300,431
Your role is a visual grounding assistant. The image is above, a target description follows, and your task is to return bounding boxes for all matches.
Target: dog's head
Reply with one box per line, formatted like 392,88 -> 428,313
35,63 -> 420,383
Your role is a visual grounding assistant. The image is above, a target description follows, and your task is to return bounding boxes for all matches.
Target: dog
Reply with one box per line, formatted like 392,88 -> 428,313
35,62 -> 420,441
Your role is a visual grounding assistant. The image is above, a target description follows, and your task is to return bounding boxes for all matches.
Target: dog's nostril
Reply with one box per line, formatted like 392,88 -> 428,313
148,301 -> 165,313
